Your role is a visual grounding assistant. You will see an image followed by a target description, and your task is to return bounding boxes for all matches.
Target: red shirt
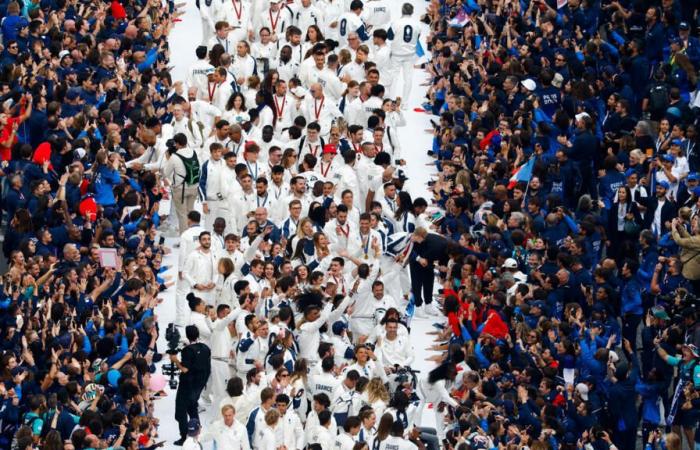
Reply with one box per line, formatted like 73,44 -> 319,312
0,117 -> 20,161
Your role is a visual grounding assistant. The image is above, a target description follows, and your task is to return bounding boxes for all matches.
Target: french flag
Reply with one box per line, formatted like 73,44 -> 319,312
508,158 -> 535,189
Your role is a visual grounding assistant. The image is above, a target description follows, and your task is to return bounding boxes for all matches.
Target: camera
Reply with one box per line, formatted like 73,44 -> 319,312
161,323 -> 181,389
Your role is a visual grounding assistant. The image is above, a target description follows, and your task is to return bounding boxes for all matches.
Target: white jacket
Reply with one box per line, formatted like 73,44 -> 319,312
201,418 -> 250,450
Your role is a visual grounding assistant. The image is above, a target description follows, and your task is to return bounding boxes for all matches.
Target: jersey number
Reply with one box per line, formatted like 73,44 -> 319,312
403,25 -> 413,43
340,18 -> 347,36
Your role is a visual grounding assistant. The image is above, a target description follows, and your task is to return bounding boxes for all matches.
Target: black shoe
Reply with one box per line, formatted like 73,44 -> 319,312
174,438 -> 185,446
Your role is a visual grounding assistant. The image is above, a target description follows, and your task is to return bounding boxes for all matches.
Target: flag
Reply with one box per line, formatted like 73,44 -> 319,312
508,158 -> 535,189
448,9 -> 471,27
416,40 -> 425,57
481,310 -> 509,339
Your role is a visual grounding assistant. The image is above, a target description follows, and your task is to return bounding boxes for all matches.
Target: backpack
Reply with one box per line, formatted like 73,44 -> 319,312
649,84 -> 669,112
174,151 -> 201,186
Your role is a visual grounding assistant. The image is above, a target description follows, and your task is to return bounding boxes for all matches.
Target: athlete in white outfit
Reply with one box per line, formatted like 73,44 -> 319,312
388,3 -> 422,105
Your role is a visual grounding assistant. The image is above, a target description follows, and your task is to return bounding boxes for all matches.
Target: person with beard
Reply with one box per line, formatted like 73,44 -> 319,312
182,231 -> 219,306
645,181 -> 677,237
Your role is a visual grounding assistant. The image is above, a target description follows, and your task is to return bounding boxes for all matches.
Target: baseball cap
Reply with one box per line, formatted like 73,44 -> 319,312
59,50 -> 71,60
187,419 -> 201,435
688,172 -> 700,181
670,138 -> 682,146
670,35 -> 683,45
657,180 -> 670,190
521,78 -> 536,91
322,144 -> 337,154
662,154 -> 675,162
502,258 -> 518,269
683,344 -> 699,357
575,112 -> 590,122
575,382 -> 589,400
530,300 -> 545,310
679,21 -> 690,30
651,305 -> 670,320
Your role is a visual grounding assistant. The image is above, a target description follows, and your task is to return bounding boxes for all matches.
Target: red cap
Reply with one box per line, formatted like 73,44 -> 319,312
322,144 -> 337,155
111,0 -> 127,19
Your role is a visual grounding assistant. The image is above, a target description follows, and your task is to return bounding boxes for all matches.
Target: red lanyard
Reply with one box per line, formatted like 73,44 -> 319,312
338,223 -> 349,238
320,161 -> 332,177
352,142 -> 360,152
207,82 -> 217,102
231,0 -> 242,21
314,97 -> 324,120
375,143 -> 383,152
270,8 -> 282,30
274,95 -> 286,117
309,144 -> 319,157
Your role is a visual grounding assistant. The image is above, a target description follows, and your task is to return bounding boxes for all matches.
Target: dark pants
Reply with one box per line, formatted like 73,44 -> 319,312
622,314 -> 642,347
419,427 -> 440,450
175,383 -> 203,438
613,427 -> 636,450
410,259 -> 434,307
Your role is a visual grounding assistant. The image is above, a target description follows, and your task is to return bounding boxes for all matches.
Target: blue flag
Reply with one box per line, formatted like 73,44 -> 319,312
416,40 -> 425,57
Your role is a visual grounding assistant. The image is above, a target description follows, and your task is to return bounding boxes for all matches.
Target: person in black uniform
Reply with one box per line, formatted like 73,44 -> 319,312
171,325 -> 211,446
409,227 -> 450,317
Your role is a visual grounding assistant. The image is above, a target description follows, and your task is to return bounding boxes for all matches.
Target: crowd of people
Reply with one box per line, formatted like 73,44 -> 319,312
2,0 -> 700,448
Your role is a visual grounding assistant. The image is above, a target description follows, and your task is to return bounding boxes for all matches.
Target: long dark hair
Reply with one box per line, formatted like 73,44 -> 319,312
428,362 -> 457,384
394,191 -> 413,221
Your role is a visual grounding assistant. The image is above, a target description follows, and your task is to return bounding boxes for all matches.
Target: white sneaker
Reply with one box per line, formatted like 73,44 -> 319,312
425,303 -> 442,316
414,307 -> 429,319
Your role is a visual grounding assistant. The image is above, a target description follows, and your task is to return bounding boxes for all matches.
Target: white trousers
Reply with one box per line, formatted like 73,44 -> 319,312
203,199 -> 226,231
204,359 -> 231,404
391,54 -> 416,103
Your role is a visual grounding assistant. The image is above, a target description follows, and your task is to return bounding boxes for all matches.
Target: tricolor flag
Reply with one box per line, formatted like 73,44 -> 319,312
448,9 -> 471,28
508,158 -> 535,189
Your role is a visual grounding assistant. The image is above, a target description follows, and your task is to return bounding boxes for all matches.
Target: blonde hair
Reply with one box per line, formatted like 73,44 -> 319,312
366,377 -> 390,403
264,408 -> 280,426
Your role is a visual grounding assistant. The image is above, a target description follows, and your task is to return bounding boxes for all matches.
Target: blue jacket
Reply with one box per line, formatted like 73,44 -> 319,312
621,274 -> 643,316
94,165 -> 121,206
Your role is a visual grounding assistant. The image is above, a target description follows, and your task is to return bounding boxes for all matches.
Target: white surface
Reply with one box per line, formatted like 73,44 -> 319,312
153,0 -> 441,446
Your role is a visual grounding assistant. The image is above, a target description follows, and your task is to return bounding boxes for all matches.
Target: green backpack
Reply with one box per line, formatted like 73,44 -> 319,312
174,151 -> 200,186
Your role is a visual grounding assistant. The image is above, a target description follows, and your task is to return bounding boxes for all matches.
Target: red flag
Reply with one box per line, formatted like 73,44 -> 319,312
481,310 -> 509,339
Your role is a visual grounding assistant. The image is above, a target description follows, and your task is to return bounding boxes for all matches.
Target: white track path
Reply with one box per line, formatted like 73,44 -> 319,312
153,1 -> 440,446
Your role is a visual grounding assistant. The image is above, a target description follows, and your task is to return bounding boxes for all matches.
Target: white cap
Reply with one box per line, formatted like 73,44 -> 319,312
608,350 -> 619,363
59,50 -> 70,59
502,258 -> 518,269
575,112 -> 591,122
74,147 -> 86,160
521,78 -> 536,91
575,382 -> 589,401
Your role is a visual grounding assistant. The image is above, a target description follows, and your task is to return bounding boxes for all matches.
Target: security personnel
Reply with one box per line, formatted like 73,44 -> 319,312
171,326 -> 212,446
